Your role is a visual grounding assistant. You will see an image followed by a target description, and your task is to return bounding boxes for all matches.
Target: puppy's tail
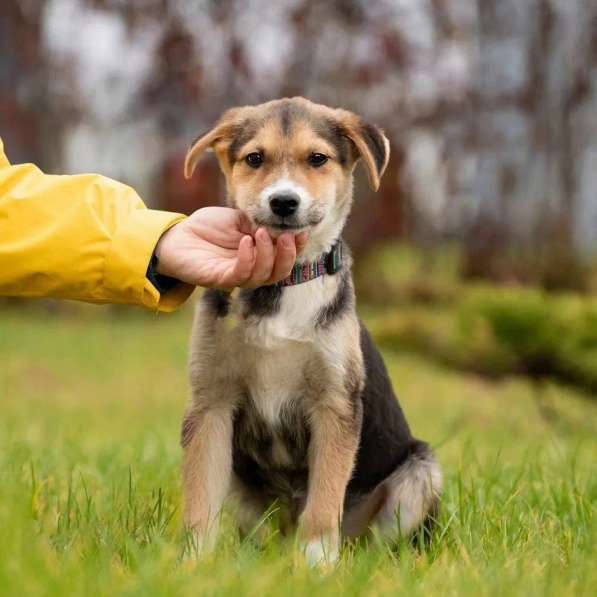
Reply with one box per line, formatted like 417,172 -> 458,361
375,440 -> 442,539
344,441 -> 442,540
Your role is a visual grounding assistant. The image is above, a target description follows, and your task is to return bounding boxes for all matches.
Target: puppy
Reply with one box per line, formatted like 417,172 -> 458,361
181,97 -> 442,565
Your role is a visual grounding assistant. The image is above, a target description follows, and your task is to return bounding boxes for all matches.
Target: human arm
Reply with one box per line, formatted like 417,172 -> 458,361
0,139 -> 306,311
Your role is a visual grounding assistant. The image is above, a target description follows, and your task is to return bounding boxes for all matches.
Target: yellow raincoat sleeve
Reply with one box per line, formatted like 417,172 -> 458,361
0,138 -> 194,311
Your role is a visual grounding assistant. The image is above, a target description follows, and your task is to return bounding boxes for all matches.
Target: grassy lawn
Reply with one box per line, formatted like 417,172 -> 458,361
0,302 -> 595,596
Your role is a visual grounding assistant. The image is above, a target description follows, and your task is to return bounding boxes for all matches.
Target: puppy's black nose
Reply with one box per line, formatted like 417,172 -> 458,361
269,194 -> 299,218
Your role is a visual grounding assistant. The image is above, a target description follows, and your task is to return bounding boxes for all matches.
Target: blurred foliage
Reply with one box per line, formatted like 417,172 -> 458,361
354,243 -> 462,306
357,244 -> 597,397
461,239 -> 597,293
3,0 -> 597,288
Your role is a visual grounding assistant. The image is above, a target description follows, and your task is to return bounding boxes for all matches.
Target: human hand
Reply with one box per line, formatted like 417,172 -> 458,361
154,207 -> 309,289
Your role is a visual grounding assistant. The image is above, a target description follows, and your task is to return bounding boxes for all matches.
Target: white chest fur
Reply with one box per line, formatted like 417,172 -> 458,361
243,341 -> 312,427
235,275 -> 338,427
243,275 -> 338,349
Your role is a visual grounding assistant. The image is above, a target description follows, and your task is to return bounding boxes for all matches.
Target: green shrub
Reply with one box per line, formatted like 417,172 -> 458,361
354,243 -> 461,305
368,287 -> 597,396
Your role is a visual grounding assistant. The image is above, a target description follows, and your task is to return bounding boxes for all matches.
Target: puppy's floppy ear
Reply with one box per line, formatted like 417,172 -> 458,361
184,127 -> 224,179
338,112 -> 390,191
184,109 -> 239,179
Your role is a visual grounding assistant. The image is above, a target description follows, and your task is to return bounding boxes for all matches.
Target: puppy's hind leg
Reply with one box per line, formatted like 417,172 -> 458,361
343,441 -> 442,543
230,477 -> 275,545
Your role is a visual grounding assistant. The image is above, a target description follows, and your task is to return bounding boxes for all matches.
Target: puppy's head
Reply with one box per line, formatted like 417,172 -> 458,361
184,97 -> 389,246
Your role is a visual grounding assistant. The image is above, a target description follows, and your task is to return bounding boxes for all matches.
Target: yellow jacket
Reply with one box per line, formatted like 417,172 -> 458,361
0,138 -> 193,311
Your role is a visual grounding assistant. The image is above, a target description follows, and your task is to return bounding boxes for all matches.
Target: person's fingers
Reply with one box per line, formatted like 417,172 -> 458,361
225,235 -> 255,287
295,231 -> 309,256
266,233 -> 297,284
236,210 -> 258,237
241,228 -> 275,287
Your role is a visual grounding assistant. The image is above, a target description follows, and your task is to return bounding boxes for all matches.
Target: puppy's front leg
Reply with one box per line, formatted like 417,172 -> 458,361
299,398 -> 360,566
182,403 -> 234,555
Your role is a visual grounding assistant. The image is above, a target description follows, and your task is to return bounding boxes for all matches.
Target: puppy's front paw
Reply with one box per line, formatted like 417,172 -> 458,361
301,536 -> 339,568
298,511 -> 341,568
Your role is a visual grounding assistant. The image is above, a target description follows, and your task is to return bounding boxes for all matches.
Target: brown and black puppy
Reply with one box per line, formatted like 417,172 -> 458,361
181,97 -> 442,565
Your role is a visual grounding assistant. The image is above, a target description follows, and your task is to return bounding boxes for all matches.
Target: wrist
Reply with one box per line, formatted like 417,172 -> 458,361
148,230 -> 181,293
154,226 -> 176,277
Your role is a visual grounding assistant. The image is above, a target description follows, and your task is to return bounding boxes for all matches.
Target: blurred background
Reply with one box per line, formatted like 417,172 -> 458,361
2,5 -> 596,590
1,0 -> 597,398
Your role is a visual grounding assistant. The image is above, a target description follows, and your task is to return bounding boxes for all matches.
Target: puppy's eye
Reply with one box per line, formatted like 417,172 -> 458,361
245,152 -> 264,168
308,153 -> 328,167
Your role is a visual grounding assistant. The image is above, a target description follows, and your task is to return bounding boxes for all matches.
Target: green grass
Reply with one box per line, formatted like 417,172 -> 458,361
0,302 -> 595,596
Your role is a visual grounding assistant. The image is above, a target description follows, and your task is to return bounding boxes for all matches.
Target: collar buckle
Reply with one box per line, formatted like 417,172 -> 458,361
324,242 -> 343,275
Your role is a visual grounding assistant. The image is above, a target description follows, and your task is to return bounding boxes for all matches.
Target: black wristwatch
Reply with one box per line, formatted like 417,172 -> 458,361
146,252 -> 180,294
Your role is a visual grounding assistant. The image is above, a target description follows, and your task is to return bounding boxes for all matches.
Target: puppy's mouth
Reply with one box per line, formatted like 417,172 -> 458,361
253,215 -> 323,233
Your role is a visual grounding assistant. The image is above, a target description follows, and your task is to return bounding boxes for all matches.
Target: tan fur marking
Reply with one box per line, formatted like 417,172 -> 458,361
182,405 -> 234,552
297,314 -> 363,559
298,399 -> 360,554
